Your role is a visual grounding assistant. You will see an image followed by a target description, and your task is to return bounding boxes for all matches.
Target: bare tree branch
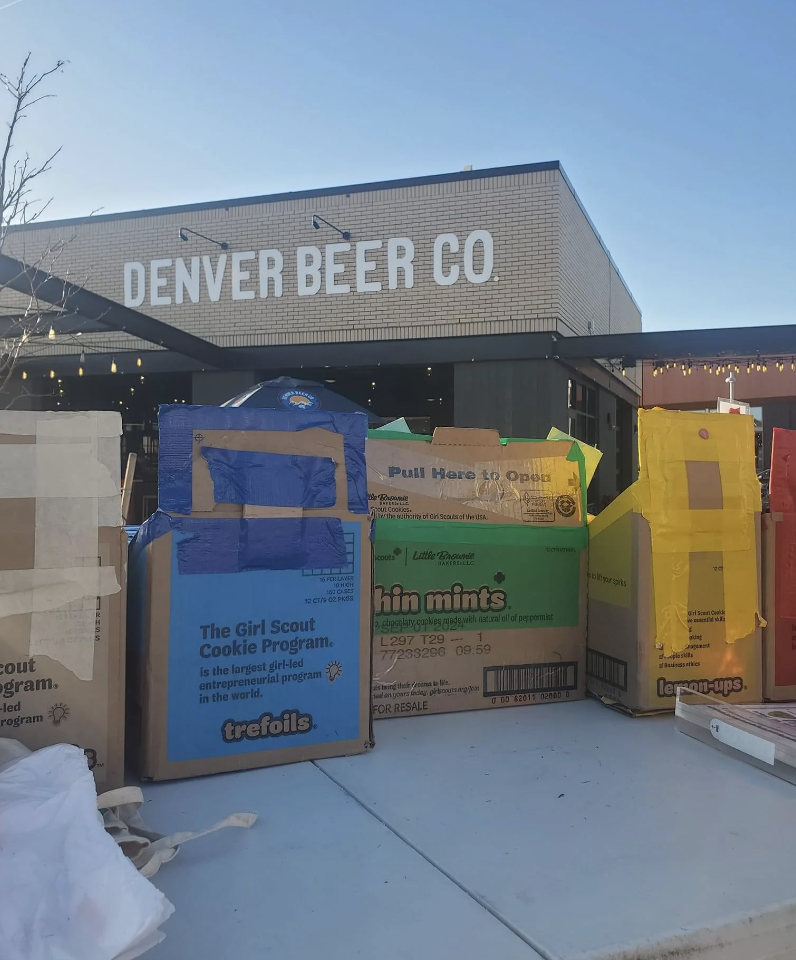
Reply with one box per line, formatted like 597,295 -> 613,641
0,54 -> 70,402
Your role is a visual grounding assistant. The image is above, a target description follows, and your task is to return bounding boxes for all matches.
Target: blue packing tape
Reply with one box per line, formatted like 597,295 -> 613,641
132,510 -> 349,574
201,447 -> 337,509
158,405 -> 368,515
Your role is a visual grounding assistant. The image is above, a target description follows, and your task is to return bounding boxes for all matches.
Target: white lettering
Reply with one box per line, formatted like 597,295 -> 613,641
297,246 -> 322,296
124,262 -> 145,307
355,240 -> 382,293
463,230 -> 493,283
202,254 -> 227,302
259,249 -> 283,298
387,238 -> 414,289
433,234 -> 459,286
175,256 -> 200,304
231,251 -> 255,300
150,259 -> 172,305
325,243 -> 350,295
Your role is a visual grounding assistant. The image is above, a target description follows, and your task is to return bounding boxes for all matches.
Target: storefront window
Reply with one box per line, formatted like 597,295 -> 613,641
567,379 -> 597,446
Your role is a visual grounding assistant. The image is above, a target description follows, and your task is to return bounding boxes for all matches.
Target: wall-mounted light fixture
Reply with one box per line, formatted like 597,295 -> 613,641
311,214 -> 350,241
178,226 -> 229,250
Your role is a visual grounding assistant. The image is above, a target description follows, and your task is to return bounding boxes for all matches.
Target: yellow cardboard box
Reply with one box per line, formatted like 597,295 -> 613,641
587,409 -> 763,713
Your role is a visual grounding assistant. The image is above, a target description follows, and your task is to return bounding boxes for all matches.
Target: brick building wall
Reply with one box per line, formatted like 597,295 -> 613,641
2,163 -> 640,367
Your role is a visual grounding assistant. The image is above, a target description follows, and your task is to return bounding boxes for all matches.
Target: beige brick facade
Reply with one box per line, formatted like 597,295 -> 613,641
2,164 -> 640,366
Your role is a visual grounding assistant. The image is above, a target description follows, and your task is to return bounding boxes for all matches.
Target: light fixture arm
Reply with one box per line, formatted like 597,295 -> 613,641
311,214 -> 351,241
178,226 -> 229,250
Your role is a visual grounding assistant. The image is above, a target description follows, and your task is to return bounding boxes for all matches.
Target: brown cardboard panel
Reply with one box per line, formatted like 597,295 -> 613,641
134,515 -> 373,780
367,434 -> 583,526
588,511 -> 762,714
686,460 -> 723,510
373,553 -> 587,717
188,427 -> 349,516
0,526 -> 127,789
0,499 -> 35,569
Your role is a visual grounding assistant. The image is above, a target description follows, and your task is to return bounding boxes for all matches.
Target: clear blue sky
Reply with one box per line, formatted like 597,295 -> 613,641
1,0 -> 794,332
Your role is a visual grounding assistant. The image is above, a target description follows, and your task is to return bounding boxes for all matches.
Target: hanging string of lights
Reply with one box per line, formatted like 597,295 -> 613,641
649,357 -> 796,377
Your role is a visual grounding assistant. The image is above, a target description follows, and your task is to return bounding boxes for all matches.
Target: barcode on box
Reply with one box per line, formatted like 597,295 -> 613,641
586,649 -> 628,691
483,662 -> 578,696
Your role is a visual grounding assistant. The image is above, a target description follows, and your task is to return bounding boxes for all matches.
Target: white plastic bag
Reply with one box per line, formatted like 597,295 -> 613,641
0,741 -> 174,960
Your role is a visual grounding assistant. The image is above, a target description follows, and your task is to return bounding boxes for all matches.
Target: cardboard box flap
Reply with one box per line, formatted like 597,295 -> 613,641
431,427 -> 502,447
367,430 -> 586,526
158,405 -> 368,516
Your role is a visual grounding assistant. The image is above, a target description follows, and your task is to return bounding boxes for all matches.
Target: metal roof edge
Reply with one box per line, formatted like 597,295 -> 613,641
8,161 -> 563,231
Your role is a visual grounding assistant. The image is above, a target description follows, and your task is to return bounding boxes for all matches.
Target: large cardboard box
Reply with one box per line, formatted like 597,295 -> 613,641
129,406 -> 373,780
587,409 -> 763,714
762,428 -> 796,700
0,412 -> 126,789
369,428 -> 588,717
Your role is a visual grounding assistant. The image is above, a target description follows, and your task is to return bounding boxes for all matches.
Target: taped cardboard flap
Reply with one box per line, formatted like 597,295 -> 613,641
158,405 -> 368,516
192,428 -> 348,514
0,412 -> 122,681
431,427 -> 502,447
367,432 -> 587,525
637,408 -> 762,656
547,426 -> 602,487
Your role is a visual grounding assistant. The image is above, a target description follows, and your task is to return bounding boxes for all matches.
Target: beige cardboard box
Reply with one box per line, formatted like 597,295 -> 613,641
367,428 -> 585,526
369,427 -> 588,718
587,410 -> 763,714
0,412 -> 126,789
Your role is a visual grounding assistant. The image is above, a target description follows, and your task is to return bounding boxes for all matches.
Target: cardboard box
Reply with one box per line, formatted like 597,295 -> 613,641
372,520 -> 587,717
367,428 -> 585,526
129,406 -> 373,780
587,409 -> 763,714
762,428 -> 796,700
0,412 -> 126,789
369,426 -> 588,717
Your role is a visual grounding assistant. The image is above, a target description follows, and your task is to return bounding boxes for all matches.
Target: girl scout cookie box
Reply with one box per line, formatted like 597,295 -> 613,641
128,406 -> 372,780
0,411 -> 127,790
367,428 -> 588,717
587,409 -> 763,714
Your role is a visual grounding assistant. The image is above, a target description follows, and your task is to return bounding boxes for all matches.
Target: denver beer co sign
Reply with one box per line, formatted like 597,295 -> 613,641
123,230 -> 494,307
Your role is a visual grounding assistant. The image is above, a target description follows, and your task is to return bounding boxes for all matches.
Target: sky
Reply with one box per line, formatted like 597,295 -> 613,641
1,0 -> 794,332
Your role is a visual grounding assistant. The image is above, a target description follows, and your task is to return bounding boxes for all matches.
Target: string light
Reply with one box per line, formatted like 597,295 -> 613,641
48,327 -> 55,341
136,357 -> 142,368
111,359 -> 117,374
78,367 -> 83,377
21,371 -> 26,380
49,370 -> 55,379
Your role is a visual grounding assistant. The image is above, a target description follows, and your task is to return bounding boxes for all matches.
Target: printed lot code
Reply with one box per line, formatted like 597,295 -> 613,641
483,661 -> 578,696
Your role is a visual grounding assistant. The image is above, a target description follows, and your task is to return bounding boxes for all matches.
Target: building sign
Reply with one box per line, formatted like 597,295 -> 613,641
123,230 -> 495,307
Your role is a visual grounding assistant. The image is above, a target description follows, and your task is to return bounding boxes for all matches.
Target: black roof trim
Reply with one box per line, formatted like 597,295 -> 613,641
10,161 -> 562,230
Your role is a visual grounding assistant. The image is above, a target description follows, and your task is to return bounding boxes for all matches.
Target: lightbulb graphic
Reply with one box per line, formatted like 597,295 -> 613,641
48,703 -> 69,726
325,661 -> 343,683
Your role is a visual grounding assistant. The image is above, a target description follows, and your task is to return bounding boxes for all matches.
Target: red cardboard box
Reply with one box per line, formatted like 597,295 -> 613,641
763,428 -> 796,700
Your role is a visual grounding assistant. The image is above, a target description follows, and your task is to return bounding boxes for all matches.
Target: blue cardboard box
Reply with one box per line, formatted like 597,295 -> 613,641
128,406 -> 373,779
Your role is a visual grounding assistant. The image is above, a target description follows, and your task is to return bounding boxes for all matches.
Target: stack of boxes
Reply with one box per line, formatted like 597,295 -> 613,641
0,411 -> 127,789
128,405 -> 373,780
366,426 -> 589,716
